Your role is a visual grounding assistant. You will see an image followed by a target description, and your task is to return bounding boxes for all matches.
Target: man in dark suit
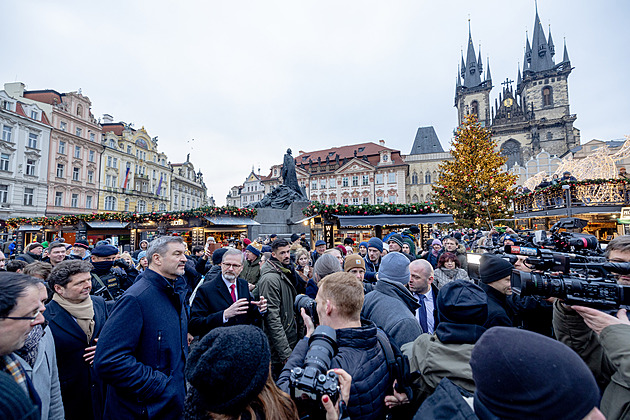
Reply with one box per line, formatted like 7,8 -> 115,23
189,248 -> 267,339
45,260 -> 109,420
408,259 -> 439,334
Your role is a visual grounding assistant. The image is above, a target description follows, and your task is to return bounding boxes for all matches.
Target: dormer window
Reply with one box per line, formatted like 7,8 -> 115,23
1,100 -> 12,111
30,110 -> 38,120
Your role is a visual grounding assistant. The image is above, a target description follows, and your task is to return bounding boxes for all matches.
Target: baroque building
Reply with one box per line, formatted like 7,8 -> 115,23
171,155 -> 208,211
455,8 -> 579,170
7,84 -> 104,216
0,89 -> 51,221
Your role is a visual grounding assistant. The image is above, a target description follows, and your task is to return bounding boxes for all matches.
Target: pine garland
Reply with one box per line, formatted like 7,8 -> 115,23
302,201 -> 438,217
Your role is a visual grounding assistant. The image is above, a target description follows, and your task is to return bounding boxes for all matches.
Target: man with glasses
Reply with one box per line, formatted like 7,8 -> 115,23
0,272 -> 47,414
189,248 -> 267,339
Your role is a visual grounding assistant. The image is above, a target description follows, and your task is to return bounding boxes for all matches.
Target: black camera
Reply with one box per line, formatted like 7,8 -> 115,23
289,325 -> 340,414
295,294 -> 319,325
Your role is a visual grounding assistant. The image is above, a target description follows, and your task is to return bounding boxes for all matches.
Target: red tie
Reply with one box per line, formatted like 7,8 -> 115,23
230,284 -> 236,303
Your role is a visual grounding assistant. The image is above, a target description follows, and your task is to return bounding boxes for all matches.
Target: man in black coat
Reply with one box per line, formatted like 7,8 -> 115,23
188,249 -> 267,339
45,260 -> 109,420
479,254 -> 515,328
407,259 -> 439,334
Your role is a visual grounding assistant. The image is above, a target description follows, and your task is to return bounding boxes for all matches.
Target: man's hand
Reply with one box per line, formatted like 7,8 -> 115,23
84,338 -> 98,365
301,307 -> 315,338
187,333 -> 194,346
573,306 -> 630,335
223,298 -> 249,320
384,380 -> 410,408
203,249 -> 211,260
252,296 -> 267,313
323,368 -> 352,420
248,282 -> 255,292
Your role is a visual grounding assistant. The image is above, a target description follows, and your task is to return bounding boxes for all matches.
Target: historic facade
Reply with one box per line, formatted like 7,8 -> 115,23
0,89 -> 51,221
226,168 -> 267,208
171,155 -> 208,211
456,8 -> 580,170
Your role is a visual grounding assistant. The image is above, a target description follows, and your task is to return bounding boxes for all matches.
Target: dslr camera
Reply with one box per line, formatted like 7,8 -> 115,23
295,294 -> 319,325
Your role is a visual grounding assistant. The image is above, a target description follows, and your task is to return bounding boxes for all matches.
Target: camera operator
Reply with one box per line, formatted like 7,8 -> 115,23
553,235 -> 630,419
278,272 -> 397,420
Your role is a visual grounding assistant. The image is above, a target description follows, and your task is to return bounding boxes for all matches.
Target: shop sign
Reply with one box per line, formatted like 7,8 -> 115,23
170,219 -> 186,227
620,207 -> 630,223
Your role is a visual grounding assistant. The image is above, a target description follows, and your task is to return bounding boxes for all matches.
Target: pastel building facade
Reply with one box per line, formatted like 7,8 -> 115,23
171,156 -> 208,211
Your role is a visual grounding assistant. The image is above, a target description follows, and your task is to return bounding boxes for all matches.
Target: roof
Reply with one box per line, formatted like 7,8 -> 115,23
101,123 -> 127,136
1,96 -> 51,126
409,126 -> 443,155
296,142 -> 403,166
23,90 -> 64,105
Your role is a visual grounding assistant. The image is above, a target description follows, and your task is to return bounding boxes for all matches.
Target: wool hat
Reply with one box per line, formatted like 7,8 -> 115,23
185,325 -> 270,416
471,327 -> 600,420
367,237 -> 383,253
336,245 -> 347,256
314,254 -> 342,280
245,242 -> 262,257
290,233 -> 300,243
344,254 -> 365,272
261,245 -> 272,253
137,251 -> 147,260
378,252 -> 410,284
343,237 -> 354,245
91,244 -> 118,257
431,238 -> 442,247
0,371 -> 39,420
242,238 -> 251,246
73,239 -> 90,250
315,240 -> 326,247
212,247 -> 229,265
409,226 -> 420,235
453,232 -> 462,241
388,234 -> 405,249
479,254 -> 513,284
270,234 -> 277,239
437,280 -> 488,325
359,241 -> 368,249
25,242 -> 43,252
41,241 -> 48,249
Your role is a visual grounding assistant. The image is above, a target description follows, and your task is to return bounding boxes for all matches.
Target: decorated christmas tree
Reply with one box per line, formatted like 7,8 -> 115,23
433,114 -> 517,228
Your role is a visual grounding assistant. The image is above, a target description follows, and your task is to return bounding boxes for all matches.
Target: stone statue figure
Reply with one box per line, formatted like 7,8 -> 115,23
252,148 -> 309,209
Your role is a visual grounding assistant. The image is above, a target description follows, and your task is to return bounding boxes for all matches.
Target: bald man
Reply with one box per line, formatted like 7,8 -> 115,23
408,260 -> 439,334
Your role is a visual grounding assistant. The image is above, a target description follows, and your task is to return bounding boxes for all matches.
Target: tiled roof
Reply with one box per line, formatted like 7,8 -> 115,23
101,123 -> 127,136
23,90 -> 64,105
296,142 -> 404,167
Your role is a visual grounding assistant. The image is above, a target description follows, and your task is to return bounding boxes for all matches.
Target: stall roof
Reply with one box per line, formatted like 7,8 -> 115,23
337,213 -> 454,227
86,221 -> 130,229
204,216 -> 260,226
17,225 -> 43,231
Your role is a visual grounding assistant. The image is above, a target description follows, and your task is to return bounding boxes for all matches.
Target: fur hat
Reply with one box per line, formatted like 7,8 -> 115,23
378,252 -> 410,284
479,254 -> 513,284
344,254 -> 365,272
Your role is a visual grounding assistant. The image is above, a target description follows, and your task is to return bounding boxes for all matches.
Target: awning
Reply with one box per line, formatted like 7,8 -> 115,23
86,221 -> 130,229
337,213 -> 454,227
292,215 -> 316,225
204,215 -> 260,226
17,224 -> 43,231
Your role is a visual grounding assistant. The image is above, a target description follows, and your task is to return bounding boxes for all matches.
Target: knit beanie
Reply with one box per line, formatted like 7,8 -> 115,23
437,280 -> 487,325
212,248 -> 229,265
378,252 -> 410,284
471,327 -> 601,420
431,238 -> 442,247
388,234 -> 405,249
242,238 -> 251,246
367,237 -> 383,253
137,251 -> 147,260
359,241 -> 368,249
0,371 -> 39,420
402,237 -> 416,256
261,245 -> 272,253
344,254 -> 365,272
185,325 -> 270,416
479,254 -> 513,284
290,233 -> 300,243
245,242 -> 262,257
315,240 -> 326,247
314,254 -> 342,280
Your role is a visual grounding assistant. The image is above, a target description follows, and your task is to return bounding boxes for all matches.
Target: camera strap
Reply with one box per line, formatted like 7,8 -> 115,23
375,328 -> 410,392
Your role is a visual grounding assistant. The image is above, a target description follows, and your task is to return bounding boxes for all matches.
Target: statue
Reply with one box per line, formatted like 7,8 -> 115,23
252,149 -> 309,209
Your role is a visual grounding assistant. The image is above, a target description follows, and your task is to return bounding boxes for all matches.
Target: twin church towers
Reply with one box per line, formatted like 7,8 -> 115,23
454,6 -> 579,169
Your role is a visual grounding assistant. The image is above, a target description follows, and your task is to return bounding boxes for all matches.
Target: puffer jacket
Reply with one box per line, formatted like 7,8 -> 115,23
258,258 -> 298,363
278,322 -> 391,420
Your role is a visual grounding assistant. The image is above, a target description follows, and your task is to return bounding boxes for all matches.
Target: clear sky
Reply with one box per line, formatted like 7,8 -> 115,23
2,0 -> 628,205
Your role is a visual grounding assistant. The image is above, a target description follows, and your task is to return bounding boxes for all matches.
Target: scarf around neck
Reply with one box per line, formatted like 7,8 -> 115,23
52,294 -> 95,343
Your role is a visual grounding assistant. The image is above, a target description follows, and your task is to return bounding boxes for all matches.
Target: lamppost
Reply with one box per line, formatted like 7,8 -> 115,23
562,185 -> 572,217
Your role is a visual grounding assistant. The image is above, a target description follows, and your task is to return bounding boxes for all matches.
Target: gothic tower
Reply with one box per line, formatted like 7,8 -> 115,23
455,22 -> 492,127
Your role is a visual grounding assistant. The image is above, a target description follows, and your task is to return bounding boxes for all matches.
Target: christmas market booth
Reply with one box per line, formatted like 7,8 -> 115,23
513,178 -> 629,242
7,206 -> 258,254
302,202 -> 454,249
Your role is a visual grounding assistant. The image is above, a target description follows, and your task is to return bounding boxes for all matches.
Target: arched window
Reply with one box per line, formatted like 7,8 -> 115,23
124,198 -> 130,212
159,203 -> 166,211
500,139 -> 523,169
426,193 -> 432,202
104,196 -> 116,211
425,172 -> 431,184
419,194 -> 424,202
471,101 -> 479,116
542,86 -> 553,107
411,172 -> 418,184
137,200 -> 146,212
76,104 -> 83,117
412,194 -> 419,202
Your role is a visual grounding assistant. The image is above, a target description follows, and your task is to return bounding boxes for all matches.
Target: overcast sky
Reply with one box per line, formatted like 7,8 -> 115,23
2,1 -> 628,205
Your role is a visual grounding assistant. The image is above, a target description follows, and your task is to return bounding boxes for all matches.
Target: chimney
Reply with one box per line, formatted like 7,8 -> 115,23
102,114 -> 114,123
379,139 -> 385,146
4,82 -> 25,98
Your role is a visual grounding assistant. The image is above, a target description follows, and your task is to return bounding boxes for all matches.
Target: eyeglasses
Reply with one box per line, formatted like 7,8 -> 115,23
221,263 -> 242,269
1,310 -> 43,323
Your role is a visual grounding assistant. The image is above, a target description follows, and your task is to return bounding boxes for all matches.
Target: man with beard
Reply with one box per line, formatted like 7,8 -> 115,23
188,248 -> 267,339
89,244 -> 134,302
258,238 -> 298,379
16,243 -> 44,264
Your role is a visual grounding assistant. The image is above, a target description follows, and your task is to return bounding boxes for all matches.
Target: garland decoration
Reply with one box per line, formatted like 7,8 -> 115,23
302,201 -> 438,217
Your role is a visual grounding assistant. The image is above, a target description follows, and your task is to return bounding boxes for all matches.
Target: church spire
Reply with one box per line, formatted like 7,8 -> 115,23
461,20 -> 482,88
485,57 -> 492,82
527,5 -> 555,73
548,25 -> 555,57
517,64 -> 522,86
562,38 -> 570,63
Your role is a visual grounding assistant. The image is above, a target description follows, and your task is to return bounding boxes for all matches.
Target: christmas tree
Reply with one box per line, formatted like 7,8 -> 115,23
433,114 -> 517,228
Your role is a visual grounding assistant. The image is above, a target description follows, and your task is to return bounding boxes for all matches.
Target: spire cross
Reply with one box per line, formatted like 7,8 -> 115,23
501,78 -> 514,89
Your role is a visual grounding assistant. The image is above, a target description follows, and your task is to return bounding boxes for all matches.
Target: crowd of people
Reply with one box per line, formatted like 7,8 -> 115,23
0,227 -> 629,419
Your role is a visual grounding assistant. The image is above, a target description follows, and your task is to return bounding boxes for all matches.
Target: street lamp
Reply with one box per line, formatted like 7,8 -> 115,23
562,185 -> 572,217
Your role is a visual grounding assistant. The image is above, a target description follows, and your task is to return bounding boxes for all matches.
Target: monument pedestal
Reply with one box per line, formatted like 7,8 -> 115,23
248,201 -> 310,241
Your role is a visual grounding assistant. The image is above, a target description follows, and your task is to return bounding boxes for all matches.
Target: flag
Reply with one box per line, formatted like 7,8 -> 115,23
156,174 -> 163,196
121,167 -> 130,189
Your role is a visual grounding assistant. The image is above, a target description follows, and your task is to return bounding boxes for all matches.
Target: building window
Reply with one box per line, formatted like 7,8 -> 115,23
71,193 -> 78,208
127,145 -> 132,154
124,198 -> 130,211
320,179 -> 326,189
72,167 -> 80,181
352,197 -> 359,205
137,200 -> 146,212
28,133 -> 38,149
311,181 -> 317,190
330,198 -> 336,205
23,188 -> 34,206
90,132 -> 95,141
55,192 -> 63,206
0,185 -> 8,203
58,141 -> 66,154
388,173 -> 396,183
87,170 -> 94,183
60,121 -> 67,132
547,131 -> 552,141
159,203 -> 166,211
363,197 -> 369,204
109,139 -> 116,148
425,172 -> 431,184
362,175 -> 369,185
342,177 -> 349,187
542,86 -> 553,107
26,159 -> 36,176
2,126 -> 12,142
30,110 -> 38,120
86,195 -> 92,209
0,153 -> 9,171
104,196 -> 116,211
342,198 -> 349,205
74,145 -> 81,158
107,156 -> 112,167
56,163 -> 64,178
471,101 -> 479,116
352,176 -> 359,186
411,172 -> 418,184
1,100 -> 12,111
113,158 -> 117,168
75,127 -> 82,137
88,150 -> 95,162
106,175 -> 111,187
377,196 -> 383,204
388,195 -> 396,204
375,173 -> 383,184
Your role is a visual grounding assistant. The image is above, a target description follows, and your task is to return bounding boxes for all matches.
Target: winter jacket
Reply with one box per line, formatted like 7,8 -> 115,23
553,301 -> 630,420
414,378 -> 478,420
362,279 -> 422,348
94,269 -> 189,420
455,244 -> 468,270
364,256 -> 380,282
480,283 -> 513,328
241,255 -> 261,286
15,326 -> 65,420
423,251 -> 442,269
278,322 -> 391,420
258,258 -> 298,363
434,268 -> 470,290
16,251 -> 40,264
